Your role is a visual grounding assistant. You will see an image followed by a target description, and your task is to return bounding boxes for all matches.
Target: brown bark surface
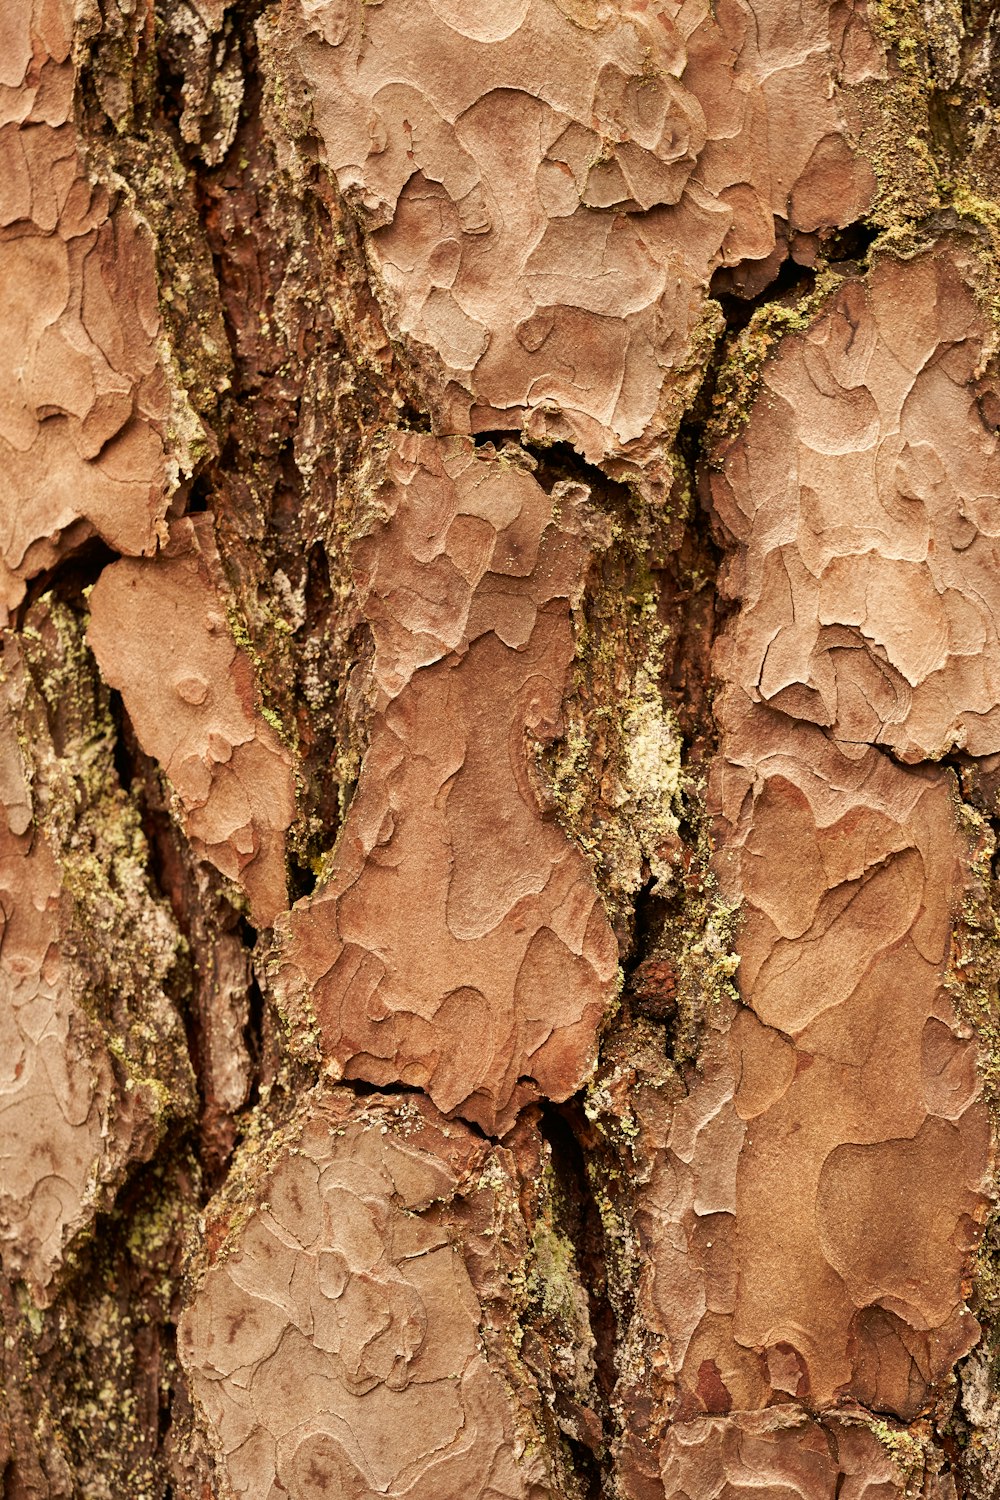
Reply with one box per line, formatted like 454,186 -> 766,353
2,0 -> 1000,1497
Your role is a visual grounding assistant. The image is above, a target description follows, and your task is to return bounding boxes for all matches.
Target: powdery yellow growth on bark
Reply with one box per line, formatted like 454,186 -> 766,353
0,608 -> 192,1303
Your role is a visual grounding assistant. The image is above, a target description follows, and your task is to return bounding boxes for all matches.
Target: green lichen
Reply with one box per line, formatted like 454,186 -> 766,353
868,1417 -> 932,1495
83,119 -> 233,436
528,1220 -> 582,1327
539,499 -> 686,932
704,268 -> 845,453
946,192 -> 1000,331
17,597 -> 195,1146
949,799 -> 1000,1123
220,591 -> 310,905
971,1205 -> 1000,1373
951,185 -> 1000,237
946,794 -> 1000,1394
856,0 -> 1000,287
859,0 -> 942,233
671,878 -> 742,1062
546,622 -> 683,904
5,1146 -> 205,1499
506,1149 -> 601,1482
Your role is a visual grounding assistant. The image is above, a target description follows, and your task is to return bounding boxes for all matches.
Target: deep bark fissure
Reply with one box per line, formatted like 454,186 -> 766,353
3,1139 -> 205,1499
11,536 -> 118,634
710,257 -> 818,332
539,1102 -> 619,1399
708,214 -> 881,315
239,927 -> 266,1119
340,1075 -> 495,1138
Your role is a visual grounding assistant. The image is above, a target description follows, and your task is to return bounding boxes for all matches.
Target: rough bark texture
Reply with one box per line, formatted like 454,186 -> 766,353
2,0 -> 1000,1497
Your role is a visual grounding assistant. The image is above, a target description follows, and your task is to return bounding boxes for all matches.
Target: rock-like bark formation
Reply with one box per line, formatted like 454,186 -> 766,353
89,514 -> 297,927
271,0 -> 881,485
0,0 -> 181,621
180,1094 -> 565,1499
707,249 -> 998,1430
598,240 -> 999,1496
274,432 -> 618,1133
2,0 -> 1000,1496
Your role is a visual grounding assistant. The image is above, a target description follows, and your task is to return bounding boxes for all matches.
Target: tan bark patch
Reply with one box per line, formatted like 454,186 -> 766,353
276,433 -> 618,1133
179,1092 -> 563,1500
0,0 -> 176,622
266,0 -> 881,482
660,241 -> 997,1428
88,515 -> 297,928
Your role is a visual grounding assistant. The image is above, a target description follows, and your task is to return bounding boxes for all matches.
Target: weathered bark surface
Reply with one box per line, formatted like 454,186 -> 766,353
2,0 -> 1000,1497
272,431 -> 620,1133
89,514 -> 297,927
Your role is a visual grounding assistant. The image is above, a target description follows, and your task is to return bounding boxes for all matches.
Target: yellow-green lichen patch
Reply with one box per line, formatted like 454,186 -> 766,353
538,487 -> 685,937
948,787 -> 1000,1401
18,597 -> 195,1141
867,1416 -> 936,1497
224,593 -> 298,756
506,1139 -> 604,1480
6,1147 -> 206,1500
857,0 -> 942,234
664,877 -> 742,1065
523,1155 -> 592,1346
949,797 -> 1000,1124
956,1337 -> 1000,1497
854,0 -> 1000,272
945,196 -> 1000,332
704,269 -> 845,454
970,1203 -> 1000,1371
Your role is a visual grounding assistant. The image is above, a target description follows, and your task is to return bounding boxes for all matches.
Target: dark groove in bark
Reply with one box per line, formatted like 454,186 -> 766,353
536,1100 -> 617,1496
12,537 -> 118,633
3,1139 -> 206,1498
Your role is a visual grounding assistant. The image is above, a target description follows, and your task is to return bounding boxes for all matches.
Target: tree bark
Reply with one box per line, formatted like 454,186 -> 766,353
2,0 -> 1000,1496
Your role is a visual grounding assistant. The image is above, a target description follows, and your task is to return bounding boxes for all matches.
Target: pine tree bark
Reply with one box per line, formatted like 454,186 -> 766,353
3,0 -> 1000,1496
